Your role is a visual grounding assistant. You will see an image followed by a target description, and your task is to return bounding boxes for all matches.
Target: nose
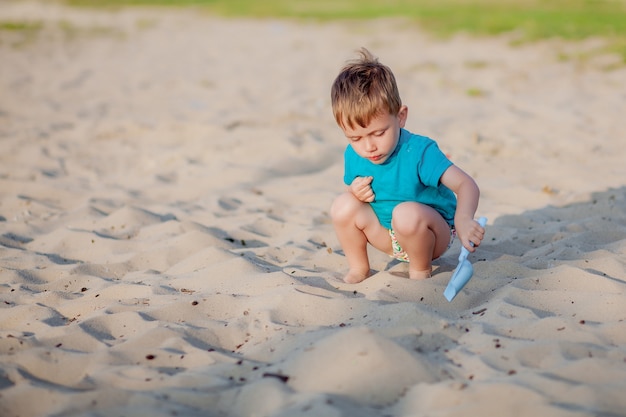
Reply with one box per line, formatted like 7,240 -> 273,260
364,137 -> 376,152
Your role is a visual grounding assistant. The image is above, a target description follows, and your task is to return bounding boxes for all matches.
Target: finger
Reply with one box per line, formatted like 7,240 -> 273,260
352,177 -> 367,188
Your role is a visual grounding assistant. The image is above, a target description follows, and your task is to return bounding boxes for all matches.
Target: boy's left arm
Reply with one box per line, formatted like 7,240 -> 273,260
440,165 -> 484,252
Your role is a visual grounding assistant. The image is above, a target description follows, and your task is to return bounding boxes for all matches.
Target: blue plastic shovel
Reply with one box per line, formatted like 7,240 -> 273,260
444,216 -> 487,302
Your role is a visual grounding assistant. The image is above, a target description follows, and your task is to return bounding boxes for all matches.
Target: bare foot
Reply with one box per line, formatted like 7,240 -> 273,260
344,269 -> 372,284
409,268 -> 432,280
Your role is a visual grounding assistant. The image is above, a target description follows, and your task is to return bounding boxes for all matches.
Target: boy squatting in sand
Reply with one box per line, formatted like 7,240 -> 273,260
330,48 -> 485,283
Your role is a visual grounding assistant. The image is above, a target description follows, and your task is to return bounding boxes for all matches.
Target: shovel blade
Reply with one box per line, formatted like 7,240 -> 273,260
444,260 -> 474,302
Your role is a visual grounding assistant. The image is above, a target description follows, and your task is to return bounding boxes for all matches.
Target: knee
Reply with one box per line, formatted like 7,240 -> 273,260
391,202 -> 426,235
330,192 -> 362,224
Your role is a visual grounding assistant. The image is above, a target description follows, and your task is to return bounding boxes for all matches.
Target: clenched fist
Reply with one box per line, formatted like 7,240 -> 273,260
350,176 -> 375,203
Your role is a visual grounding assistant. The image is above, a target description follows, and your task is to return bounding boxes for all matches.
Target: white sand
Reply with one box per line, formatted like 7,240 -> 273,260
1,2 -> 625,416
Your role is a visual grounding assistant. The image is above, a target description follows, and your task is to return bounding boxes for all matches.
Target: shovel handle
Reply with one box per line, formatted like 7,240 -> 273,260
477,216 -> 488,228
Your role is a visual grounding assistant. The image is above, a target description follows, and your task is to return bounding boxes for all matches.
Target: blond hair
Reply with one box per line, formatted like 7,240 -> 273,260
331,48 -> 402,130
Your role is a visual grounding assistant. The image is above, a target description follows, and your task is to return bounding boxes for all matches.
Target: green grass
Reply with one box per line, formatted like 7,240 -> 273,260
0,21 -> 44,31
0,19 -> 125,46
466,87 -> 488,97
64,0 -> 626,37
54,0 -> 626,62
0,20 -> 44,47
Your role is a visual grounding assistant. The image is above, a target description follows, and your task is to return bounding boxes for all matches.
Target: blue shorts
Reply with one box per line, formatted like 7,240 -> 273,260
389,225 -> 456,263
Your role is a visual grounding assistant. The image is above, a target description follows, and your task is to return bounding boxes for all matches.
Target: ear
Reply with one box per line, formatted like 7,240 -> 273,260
397,105 -> 408,128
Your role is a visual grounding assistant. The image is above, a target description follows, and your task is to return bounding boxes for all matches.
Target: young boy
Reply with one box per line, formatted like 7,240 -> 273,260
330,48 -> 484,283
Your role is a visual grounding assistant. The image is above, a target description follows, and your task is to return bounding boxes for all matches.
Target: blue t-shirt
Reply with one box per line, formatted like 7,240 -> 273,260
343,128 -> 457,229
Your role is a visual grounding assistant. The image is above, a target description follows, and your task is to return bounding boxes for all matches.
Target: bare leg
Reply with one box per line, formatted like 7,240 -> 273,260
391,202 -> 451,280
330,192 -> 390,283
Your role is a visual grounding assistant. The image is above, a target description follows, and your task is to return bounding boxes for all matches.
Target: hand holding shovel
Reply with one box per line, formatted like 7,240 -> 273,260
444,216 -> 487,302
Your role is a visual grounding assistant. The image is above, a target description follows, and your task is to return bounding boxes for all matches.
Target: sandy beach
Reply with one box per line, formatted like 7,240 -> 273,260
1,2 -> 625,416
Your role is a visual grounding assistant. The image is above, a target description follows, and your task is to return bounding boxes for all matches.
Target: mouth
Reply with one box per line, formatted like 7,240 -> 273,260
369,155 -> 384,162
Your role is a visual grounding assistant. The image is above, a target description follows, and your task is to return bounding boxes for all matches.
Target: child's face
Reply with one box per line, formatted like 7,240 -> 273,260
341,106 -> 407,165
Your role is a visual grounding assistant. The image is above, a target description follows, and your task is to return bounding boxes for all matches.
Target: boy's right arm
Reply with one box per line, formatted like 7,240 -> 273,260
349,176 -> 375,203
